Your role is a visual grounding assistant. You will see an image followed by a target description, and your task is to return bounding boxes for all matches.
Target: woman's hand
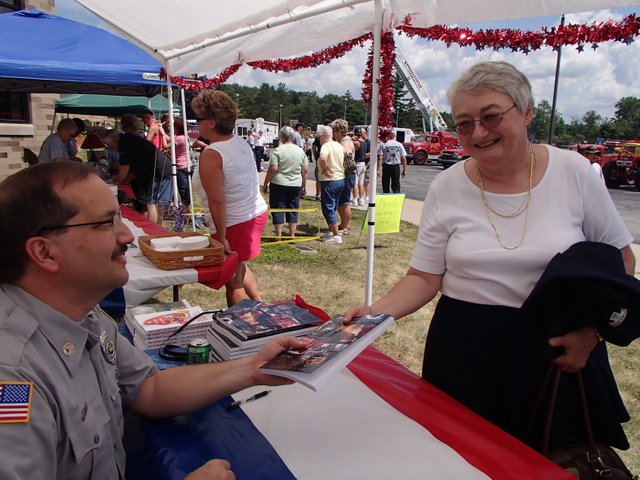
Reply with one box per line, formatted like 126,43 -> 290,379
342,305 -> 374,324
548,326 -> 600,372
219,238 -> 234,256
322,167 -> 334,179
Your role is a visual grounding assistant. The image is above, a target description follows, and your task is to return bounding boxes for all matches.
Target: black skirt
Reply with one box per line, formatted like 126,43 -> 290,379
422,295 -> 520,434
422,295 -> 630,450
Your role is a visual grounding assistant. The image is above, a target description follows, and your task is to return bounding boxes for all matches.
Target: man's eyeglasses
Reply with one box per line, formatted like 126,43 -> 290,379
35,211 -> 123,236
454,104 -> 517,135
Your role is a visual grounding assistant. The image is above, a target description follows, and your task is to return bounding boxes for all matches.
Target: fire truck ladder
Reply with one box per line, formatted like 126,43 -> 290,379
393,50 -> 449,133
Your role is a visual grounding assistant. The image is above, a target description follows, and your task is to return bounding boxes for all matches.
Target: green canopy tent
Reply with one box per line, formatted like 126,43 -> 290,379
55,93 -> 178,117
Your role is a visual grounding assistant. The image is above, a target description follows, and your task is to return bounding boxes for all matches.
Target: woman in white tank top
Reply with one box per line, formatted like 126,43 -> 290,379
191,90 -> 268,306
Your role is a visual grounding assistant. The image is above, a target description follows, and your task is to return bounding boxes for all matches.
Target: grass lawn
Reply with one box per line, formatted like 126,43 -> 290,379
153,196 -> 639,474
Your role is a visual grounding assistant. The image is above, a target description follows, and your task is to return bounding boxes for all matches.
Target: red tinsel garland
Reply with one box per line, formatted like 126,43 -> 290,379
361,31 -> 396,135
398,14 -> 639,53
160,64 -> 242,91
247,33 -> 372,72
157,14 -> 639,136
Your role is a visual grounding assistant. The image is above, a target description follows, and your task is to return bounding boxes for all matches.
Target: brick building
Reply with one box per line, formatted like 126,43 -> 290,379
0,0 -> 57,180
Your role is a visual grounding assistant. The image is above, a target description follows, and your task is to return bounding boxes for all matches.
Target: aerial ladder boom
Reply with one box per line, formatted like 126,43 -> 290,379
393,49 -> 449,133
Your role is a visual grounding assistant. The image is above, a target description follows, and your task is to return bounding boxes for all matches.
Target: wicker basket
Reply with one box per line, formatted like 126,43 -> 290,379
138,232 -> 224,270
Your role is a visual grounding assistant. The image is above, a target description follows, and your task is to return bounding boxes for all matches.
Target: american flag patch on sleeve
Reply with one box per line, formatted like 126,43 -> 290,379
0,382 -> 33,424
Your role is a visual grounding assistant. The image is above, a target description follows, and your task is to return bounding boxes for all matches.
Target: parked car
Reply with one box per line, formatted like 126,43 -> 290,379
437,147 -> 470,169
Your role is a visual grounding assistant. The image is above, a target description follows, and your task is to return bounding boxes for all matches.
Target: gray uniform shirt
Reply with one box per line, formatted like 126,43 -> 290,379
0,284 -> 158,480
38,134 -> 69,163
378,140 -> 407,165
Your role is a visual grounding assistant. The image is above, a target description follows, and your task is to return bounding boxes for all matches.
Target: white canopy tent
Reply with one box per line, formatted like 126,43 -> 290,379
75,0 -> 639,303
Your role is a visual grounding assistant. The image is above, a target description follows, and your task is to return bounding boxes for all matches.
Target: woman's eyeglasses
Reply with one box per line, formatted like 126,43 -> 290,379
454,104 -> 517,135
35,211 -> 123,236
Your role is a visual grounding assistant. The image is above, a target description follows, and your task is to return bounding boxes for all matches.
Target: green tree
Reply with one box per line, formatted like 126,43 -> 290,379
392,73 -> 414,128
613,96 -> 640,139
439,111 -> 454,131
580,110 -> 603,142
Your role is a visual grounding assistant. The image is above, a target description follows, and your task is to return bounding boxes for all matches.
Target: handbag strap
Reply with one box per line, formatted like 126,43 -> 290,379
541,365 -> 563,456
538,365 -> 598,457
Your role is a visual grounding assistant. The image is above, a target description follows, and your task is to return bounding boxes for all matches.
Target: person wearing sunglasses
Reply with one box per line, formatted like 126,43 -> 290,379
344,61 -> 635,448
0,162 -> 303,480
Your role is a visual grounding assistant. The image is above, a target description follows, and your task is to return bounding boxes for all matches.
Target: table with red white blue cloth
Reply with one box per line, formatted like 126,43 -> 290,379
121,323 -> 573,480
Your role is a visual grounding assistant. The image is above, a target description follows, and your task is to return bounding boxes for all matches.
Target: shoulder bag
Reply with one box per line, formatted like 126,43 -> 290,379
343,150 -> 356,176
532,365 -> 634,480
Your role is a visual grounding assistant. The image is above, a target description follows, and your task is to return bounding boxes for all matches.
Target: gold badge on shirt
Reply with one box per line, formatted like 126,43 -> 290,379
99,331 -> 116,365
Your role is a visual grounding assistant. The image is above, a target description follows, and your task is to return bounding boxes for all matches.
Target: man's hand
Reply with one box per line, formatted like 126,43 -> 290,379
251,336 -> 308,385
548,326 -> 599,372
185,459 -> 235,480
261,184 -> 268,194
401,170 -> 406,178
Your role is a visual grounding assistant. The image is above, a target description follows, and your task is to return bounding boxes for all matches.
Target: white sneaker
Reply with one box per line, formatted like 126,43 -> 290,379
357,198 -> 365,206
320,232 -> 334,241
351,199 -> 358,207
323,234 -> 343,244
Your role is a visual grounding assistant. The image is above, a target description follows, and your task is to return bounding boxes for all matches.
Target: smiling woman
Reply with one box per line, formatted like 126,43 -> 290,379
344,60 -> 637,456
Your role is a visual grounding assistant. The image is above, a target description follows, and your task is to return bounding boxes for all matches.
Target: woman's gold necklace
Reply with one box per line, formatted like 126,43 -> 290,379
478,143 -> 535,250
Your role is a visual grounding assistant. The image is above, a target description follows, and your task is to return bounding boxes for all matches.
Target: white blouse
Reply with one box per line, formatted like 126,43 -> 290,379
410,145 -> 633,308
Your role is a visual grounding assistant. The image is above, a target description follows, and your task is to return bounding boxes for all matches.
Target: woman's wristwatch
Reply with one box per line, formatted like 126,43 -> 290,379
593,328 -> 604,343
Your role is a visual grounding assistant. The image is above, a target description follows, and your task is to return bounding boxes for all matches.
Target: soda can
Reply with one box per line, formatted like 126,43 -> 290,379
186,338 -> 211,365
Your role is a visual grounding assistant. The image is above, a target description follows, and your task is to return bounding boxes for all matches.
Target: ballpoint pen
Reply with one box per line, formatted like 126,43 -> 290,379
225,390 -> 272,410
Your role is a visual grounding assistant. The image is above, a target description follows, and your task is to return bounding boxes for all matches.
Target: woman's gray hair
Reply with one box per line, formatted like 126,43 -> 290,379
279,126 -> 296,142
447,61 -> 534,114
329,118 -> 348,134
317,125 -> 333,139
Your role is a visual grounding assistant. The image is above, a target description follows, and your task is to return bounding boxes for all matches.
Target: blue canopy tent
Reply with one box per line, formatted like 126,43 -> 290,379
0,10 -> 163,96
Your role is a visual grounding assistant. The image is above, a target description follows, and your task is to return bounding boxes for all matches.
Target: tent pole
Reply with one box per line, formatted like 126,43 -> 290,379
547,15 -> 564,145
50,113 -> 57,134
180,88 -> 197,232
165,72 -> 179,204
364,0 -> 384,306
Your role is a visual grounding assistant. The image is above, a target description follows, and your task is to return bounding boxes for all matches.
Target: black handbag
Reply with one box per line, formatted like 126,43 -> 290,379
534,365 -> 634,479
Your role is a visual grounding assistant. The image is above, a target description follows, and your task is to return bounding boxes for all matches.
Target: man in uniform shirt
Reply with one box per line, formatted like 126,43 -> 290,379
0,162 -> 303,480
37,118 -> 78,163
376,131 -> 407,193
253,130 -> 266,172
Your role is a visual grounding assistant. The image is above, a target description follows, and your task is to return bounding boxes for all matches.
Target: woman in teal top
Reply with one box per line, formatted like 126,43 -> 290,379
262,126 -> 309,239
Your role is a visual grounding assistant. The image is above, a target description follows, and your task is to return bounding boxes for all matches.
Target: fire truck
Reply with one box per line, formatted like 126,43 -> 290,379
403,131 -> 464,165
601,142 -> 640,190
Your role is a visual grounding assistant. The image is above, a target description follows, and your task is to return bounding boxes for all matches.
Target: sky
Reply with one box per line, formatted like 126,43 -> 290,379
55,1 -> 639,122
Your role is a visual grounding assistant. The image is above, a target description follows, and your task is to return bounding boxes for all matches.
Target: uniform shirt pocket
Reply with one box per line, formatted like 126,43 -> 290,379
65,394 -> 113,479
